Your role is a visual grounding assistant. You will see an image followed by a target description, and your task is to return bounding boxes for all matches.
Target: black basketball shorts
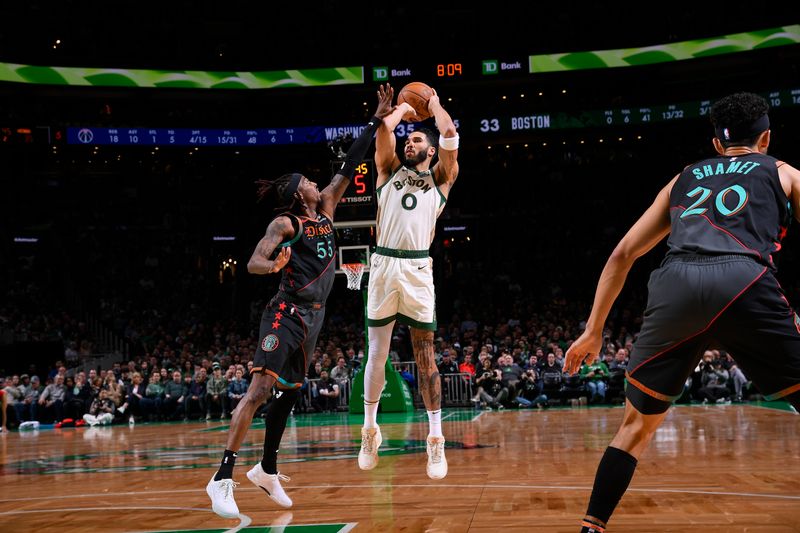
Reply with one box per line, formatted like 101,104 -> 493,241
252,296 -> 325,389
626,254 -> 800,413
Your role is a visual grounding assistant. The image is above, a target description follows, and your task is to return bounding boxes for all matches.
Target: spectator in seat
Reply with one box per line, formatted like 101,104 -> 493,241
697,357 -> 730,403
144,372 -> 165,420
580,353 -> 610,404
206,363 -> 228,420
39,374 -> 66,422
227,368 -> 248,412
438,350 -> 459,398
459,353 -> 476,378
19,375 -> 41,422
163,370 -> 187,420
312,370 -> 340,412
330,356 -> 351,386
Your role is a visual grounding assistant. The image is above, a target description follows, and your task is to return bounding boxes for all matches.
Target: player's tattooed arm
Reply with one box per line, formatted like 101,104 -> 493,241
247,216 -> 295,275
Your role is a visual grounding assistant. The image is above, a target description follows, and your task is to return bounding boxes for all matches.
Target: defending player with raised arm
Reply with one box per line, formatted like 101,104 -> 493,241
565,92 -> 800,533
358,83 -> 460,479
206,86 -> 393,520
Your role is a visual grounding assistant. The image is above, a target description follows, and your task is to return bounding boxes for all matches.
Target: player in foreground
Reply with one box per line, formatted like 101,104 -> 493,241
566,92 -> 800,532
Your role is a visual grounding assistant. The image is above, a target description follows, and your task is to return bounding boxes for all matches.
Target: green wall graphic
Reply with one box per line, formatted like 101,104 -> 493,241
0,63 -> 364,89
530,25 -> 800,73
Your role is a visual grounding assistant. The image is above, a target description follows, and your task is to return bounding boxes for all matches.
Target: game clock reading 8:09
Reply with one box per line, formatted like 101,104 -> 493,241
436,63 -> 463,77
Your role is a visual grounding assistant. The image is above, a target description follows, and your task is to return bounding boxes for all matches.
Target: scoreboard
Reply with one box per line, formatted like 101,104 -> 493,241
330,159 -> 376,222
370,56 -> 528,83
62,88 -> 800,147
67,126 -> 328,146
474,89 -> 800,136
65,121 -> 450,147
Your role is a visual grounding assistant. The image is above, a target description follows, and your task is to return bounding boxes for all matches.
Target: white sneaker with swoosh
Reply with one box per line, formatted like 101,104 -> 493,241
247,463 -> 293,508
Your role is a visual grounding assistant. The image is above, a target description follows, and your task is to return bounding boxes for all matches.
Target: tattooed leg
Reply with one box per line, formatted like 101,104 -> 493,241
412,328 -> 440,411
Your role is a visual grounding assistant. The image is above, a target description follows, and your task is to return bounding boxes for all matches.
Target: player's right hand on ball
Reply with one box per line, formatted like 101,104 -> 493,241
270,247 -> 291,273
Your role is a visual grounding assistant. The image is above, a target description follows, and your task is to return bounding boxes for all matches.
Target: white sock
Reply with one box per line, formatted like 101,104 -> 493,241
363,323 -> 394,429
427,409 -> 443,438
364,401 -> 379,429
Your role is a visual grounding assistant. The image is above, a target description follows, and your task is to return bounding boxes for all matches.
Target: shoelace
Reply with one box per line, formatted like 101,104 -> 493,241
428,440 -> 444,464
219,479 -> 240,499
273,473 -> 290,483
361,432 -> 377,453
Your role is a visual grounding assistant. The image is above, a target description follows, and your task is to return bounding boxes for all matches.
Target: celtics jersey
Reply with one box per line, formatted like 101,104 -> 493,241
375,166 -> 447,251
667,153 -> 792,270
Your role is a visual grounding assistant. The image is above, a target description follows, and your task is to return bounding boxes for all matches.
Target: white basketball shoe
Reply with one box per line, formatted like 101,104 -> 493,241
426,436 -> 448,479
358,426 -> 382,470
246,463 -> 293,508
206,474 -> 240,518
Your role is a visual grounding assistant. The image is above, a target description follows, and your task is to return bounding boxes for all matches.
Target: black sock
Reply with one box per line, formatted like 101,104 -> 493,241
584,446 -> 638,526
214,449 -> 238,480
261,389 -> 298,475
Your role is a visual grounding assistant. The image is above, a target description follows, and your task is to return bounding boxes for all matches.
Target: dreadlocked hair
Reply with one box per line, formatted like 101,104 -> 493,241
254,173 -> 302,210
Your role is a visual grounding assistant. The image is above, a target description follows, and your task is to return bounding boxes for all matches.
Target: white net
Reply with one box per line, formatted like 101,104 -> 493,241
342,263 -> 366,290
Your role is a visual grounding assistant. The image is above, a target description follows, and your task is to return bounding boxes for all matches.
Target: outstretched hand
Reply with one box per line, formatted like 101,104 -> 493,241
375,84 -> 395,119
564,329 -> 602,375
269,247 -> 292,274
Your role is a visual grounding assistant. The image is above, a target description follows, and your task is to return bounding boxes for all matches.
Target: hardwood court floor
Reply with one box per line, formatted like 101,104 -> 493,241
0,403 -> 798,532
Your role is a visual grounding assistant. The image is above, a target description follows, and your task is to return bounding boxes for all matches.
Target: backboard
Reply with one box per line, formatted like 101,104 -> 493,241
334,220 -> 375,275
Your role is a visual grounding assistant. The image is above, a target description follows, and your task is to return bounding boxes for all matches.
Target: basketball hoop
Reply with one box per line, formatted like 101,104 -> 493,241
342,263 -> 366,290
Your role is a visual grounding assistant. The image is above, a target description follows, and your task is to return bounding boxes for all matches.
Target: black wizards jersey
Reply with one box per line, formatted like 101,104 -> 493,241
276,212 -> 336,303
667,152 -> 792,270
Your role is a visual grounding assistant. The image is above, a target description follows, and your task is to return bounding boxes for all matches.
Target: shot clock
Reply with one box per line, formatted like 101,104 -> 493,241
330,159 -> 376,222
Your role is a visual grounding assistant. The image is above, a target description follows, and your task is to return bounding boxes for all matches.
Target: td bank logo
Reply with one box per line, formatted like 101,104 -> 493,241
372,66 -> 389,81
482,60 -> 498,75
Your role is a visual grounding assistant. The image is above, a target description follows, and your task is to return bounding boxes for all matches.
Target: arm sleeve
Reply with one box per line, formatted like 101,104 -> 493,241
338,116 -> 383,179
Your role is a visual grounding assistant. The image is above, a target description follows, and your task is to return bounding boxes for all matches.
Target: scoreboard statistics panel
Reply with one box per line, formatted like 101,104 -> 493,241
65,122 -> 444,147
65,89 -> 799,147
67,126 -> 325,146
474,88 -> 800,136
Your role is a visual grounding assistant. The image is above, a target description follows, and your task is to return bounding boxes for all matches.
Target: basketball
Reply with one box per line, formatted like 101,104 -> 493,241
397,81 -> 433,121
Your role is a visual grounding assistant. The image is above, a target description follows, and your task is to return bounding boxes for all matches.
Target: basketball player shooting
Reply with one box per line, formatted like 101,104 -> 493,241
357,82 -> 460,479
